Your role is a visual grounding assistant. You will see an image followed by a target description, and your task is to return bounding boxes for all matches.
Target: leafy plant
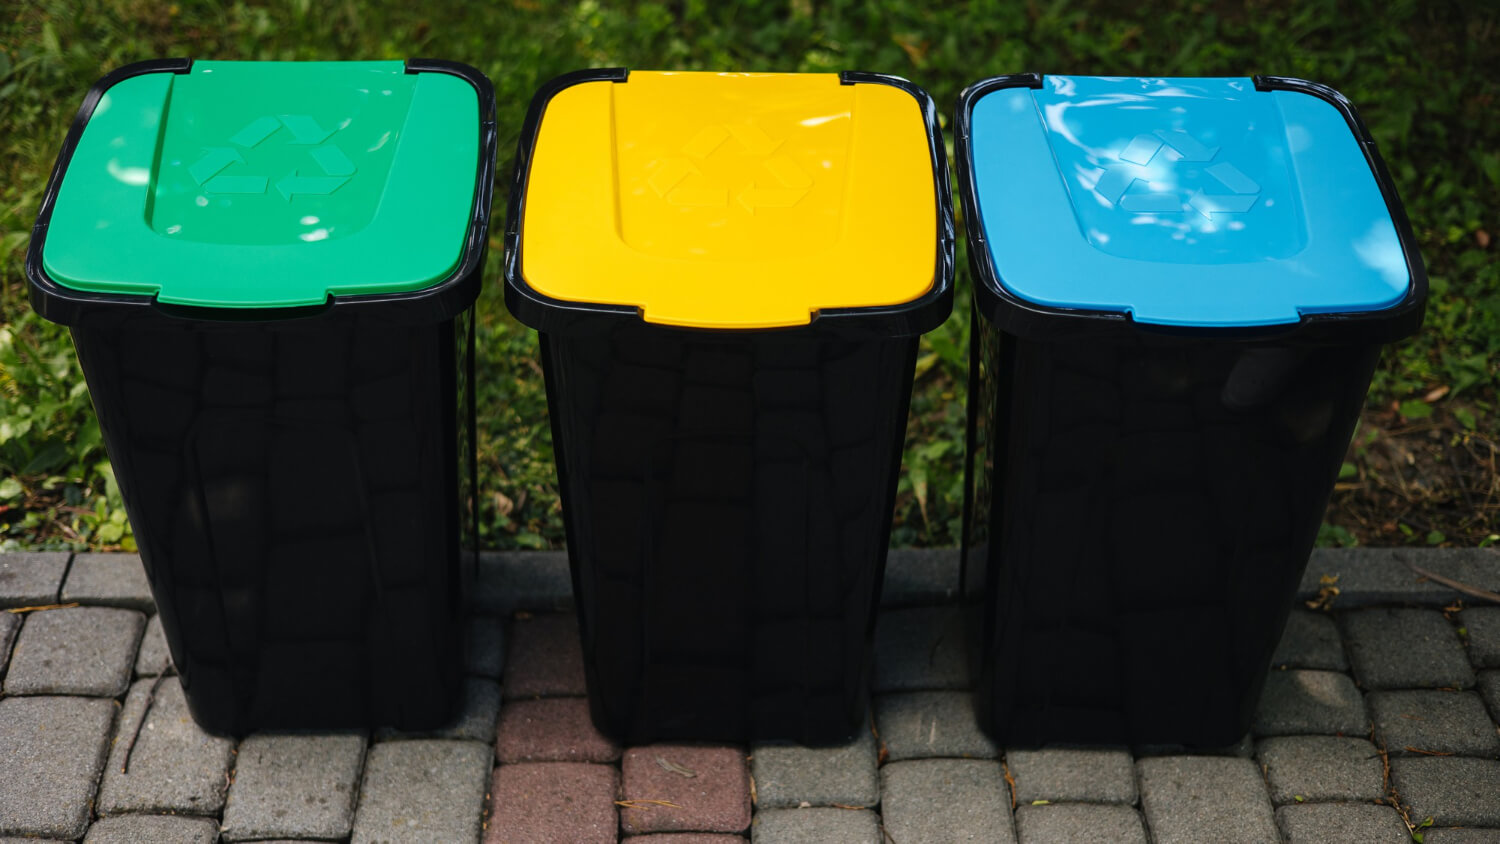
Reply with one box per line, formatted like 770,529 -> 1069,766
1,0 -> 1496,550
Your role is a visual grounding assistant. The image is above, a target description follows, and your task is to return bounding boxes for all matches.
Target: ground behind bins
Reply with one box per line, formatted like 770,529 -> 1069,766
0,548 -> 1498,843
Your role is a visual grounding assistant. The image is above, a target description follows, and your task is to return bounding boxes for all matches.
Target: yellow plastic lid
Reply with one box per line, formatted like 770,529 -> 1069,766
518,71 -> 939,329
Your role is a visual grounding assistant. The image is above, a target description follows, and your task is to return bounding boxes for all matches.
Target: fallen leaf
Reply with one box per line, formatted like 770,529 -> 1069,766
1423,385 -> 1450,403
656,756 -> 697,778
615,799 -> 684,810
5,602 -> 80,614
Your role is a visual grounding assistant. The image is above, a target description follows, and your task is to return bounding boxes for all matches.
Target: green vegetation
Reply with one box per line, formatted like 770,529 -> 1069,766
2,1 -> 1496,551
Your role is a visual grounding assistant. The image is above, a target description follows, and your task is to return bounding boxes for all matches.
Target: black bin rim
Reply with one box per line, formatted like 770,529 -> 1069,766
503,67 -> 956,339
954,73 -> 1428,345
26,58 -> 498,328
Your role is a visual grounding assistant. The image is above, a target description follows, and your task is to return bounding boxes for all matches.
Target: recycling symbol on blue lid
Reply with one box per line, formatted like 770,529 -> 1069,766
187,115 -> 356,201
1093,130 -> 1260,220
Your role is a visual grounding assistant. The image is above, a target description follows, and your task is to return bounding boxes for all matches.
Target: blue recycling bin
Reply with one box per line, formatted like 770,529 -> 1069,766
955,75 -> 1426,747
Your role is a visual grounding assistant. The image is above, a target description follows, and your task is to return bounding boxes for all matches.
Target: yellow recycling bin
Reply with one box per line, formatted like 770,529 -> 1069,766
505,69 -> 954,743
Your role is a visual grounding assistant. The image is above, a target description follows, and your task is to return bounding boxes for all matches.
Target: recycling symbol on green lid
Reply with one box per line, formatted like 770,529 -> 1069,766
187,115 -> 356,201
1093,129 -> 1261,220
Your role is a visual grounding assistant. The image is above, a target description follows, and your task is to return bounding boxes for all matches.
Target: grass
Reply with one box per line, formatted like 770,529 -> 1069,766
1,0 -> 1496,551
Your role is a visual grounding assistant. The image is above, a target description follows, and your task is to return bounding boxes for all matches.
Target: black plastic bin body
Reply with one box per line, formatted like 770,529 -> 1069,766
506,69 -> 955,744
955,75 -> 1427,748
26,59 -> 497,735
540,324 -> 921,743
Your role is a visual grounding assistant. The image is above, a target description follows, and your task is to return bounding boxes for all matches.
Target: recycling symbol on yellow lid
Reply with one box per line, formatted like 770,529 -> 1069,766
187,115 -> 356,201
646,121 -> 814,214
1094,130 -> 1261,220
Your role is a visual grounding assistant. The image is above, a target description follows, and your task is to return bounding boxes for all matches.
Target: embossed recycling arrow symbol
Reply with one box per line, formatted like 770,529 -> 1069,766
187,114 -> 355,200
1093,129 -> 1260,219
647,121 -> 813,214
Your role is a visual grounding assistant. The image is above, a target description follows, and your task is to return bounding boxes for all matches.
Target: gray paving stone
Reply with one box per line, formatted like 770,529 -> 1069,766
1252,669 -> 1370,737
475,551 -> 572,616
1005,747 -> 1137,804
61,553 -> 154,612
1370,690 -> 1500,758
1423,830 -> 1500,843
880,759 -> 1015,844
1391,757 -> 1500,827
1342,608 -> 1476,690
873,606 -> 968,692
374,678 -> 501,743
97,676 -> 235,815
220,732 -> 366,841
1482,671 -> 1500,723
1014,803 -> 1147,844
1133,732 -> 1256,759
873,691 -> 996,762
1461,607 -> 1500,670
1256,736 -> 1385,805
84,814 -> 220,844
467,616 -> 504,679
0,613 -> 17,676
0,552 -> 69,608
1137,756 -> 1278,844
1272,610 -> 1348,671
350,739 -> 491,844
134,612 -> 172,676
0,695 -> 116,839
1274,802 -> 1410,843
1299,548 -> 1500,608
749,808 -> 881,843
751,728 -> 879,809
881,548 -> 960,607
3,606 -> 145,697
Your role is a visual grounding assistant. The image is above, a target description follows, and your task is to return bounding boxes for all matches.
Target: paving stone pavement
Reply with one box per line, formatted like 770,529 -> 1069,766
0,548 -> 1497,842
1014,803 -> 1148,844
1274,802 -> 1411,843
96,677 -> 235,815
874,690 -> 999,762
350,740 -> 490,843
1256,736 -> 1386,805
0,552 -> 69,608
752,726 -> 880,809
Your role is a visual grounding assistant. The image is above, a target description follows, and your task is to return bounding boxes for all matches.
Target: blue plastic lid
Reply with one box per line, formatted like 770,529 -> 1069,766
968,76 -> 1412,327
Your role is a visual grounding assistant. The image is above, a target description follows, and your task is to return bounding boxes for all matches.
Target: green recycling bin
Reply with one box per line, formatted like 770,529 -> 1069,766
26,59 -> 496,734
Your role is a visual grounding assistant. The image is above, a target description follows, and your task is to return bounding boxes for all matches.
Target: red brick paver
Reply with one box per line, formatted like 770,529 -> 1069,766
623,835 -> 747,842
496,697 -> 621,764
619,745 -> 751,835
486,762 -> 619,844
503,613 -> 588,699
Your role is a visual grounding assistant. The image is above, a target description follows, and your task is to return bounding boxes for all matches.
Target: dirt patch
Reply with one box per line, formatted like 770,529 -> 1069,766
1327,400 -> 1499,547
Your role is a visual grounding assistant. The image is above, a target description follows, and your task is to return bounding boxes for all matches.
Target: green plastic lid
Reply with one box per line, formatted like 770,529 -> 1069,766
41,61 -> 481,309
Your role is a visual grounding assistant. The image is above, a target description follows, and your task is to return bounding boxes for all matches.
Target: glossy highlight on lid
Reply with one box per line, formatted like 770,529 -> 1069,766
520,71 -> 939,329
967,75 -> 1413,327
41,61 -> 482,309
